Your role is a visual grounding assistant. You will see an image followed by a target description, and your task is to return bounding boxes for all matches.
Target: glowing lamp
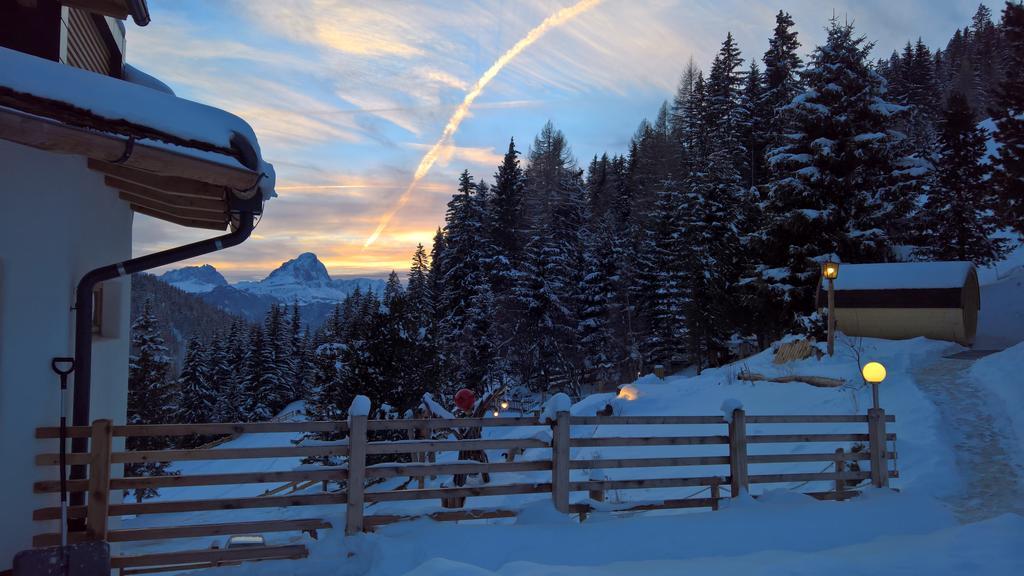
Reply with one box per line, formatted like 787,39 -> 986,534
500,400 -> 509,410
822,261 -> 840,280
861,362 -> 887,384
492,410 -> 500,417
617,384 -> 638,401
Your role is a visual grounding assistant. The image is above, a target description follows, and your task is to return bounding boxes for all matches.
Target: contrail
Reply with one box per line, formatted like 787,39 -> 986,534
363,0 -> 602,248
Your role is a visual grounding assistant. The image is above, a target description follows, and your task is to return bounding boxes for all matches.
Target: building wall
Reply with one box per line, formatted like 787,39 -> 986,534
0,140 -> 133,568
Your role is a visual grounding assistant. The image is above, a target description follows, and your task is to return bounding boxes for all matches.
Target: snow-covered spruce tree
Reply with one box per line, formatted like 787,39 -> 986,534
577,214 -> 627,390
220,319 -> 248,423
175,334 -> 215,427
287,301 -> 311,402
761,10 -> 804,160
993,0 -> 1024,235
206,330 -> 233,422
240,324 -> 276,421
126,300 -> 177,500
517,121 -> 587,395
914,92 -> 1008,264
406,244 -> 440,404
263,303 -> 290,409
762,17 -> 913,328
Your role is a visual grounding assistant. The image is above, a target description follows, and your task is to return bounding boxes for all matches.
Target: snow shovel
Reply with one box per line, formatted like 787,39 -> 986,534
11,358 -> 110,576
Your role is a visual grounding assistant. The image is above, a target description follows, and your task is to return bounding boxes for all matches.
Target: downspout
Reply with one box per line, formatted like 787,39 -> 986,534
68,207 -> 257,521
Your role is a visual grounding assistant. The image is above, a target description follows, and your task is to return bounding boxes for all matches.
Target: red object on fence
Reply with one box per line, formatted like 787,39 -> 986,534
454,389 -> 476,412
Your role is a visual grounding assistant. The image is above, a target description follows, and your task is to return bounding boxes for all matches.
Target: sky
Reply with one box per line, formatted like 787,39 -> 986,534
129,0 -> 1004,282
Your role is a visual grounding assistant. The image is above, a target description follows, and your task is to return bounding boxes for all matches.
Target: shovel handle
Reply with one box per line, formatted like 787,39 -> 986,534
52,357 -> 75,378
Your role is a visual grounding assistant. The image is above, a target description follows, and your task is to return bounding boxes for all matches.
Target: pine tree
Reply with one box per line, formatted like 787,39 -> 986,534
126,300 -> 177,500
241,324 -> 275,421
993,0 -> 1024,235
915,92 -> 1008,263
762,18 -> 913,328
761,10 -> 804,156
176,334 -> 214,424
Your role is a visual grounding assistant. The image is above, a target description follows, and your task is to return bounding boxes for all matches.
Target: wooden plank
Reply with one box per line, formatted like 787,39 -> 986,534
32,493 -> 347,520
552,410 -> 570,513
746,452 -> 877,464
746,414 -> 894,423
36,452 -> 91,466
86,419 -> 113,540
571,456 -> 730,469
88,159 -> 226,200
745,433 -> 880,444
346,413 -> 367,535
364,509 -> 518,530
114,420 -> 349,437
122,191 -> 227,220
110,444 -> 349,464
131,203 -> 227,231
365,438 -> 548,455
111,178 -> 227,212
366,460 -> 550,479
367,416 -> 542,431
120,562 -> 241,576
33,518 -> 331,547
110,545 -> 308,569
34,468 -> 348,493
570,476 -> 724,492
728,409 -> 748,497
569,415 -> 726,425
571,497 -> 718,514
0,106 -> 259,189
365,482 -> 552,503
748,471 -> 871,484
36,424 -> 93,439
571,436 -> 728,448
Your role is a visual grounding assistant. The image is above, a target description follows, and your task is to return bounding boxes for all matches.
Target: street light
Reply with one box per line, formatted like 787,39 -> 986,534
861,361 -> 886,410
822,260 -> 840,356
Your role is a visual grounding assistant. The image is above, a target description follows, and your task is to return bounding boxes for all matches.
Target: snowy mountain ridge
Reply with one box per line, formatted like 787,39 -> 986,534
159,264 -> 228,294
162,252 -> 386,305
159,253 -> 386,326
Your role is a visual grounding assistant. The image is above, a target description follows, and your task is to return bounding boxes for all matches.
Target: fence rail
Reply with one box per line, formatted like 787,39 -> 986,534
32,406 -> 896,573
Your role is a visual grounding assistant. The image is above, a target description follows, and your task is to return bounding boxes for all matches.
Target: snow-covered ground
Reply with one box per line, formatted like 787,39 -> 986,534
116,264 -> 1024,575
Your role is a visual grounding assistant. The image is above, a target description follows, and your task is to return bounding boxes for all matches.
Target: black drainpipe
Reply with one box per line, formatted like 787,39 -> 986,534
68,208 -> 257,522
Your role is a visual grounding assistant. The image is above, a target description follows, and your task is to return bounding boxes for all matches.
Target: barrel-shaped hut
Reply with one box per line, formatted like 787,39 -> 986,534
816,261 -> 980,346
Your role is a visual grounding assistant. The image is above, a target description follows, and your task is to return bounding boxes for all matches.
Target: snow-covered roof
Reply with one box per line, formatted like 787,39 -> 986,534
830,262 -> 975,291
0,46 -> 276,213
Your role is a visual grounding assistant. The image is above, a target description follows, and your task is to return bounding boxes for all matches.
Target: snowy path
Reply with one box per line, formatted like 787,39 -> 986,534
913,356 -> 1024,523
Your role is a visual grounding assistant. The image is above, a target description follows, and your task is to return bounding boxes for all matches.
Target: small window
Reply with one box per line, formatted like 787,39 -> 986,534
92,284 -> 103,335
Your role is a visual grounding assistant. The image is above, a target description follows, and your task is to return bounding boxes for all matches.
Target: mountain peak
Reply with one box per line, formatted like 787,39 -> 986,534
265,252 -> 331,285
160,264 -> 228,293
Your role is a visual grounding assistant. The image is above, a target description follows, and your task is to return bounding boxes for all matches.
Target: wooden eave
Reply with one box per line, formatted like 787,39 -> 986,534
0,87 -> 264,231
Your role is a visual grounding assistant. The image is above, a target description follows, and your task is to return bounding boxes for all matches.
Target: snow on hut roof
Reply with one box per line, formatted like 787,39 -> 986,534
831,262 -> 975,291
0,46 -> 275,202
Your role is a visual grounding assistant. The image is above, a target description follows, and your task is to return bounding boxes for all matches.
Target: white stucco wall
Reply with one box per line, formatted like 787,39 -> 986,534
0,140 -> 132,568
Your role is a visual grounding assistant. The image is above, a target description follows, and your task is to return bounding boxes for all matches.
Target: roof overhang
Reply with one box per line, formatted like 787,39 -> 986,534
58,0 -> 150,26
0,47 -> 274,231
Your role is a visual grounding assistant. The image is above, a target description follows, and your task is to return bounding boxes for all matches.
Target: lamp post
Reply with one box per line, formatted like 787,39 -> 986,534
861,361 -> 888,488
861,361 -> 886,411
822,260 -> 840,356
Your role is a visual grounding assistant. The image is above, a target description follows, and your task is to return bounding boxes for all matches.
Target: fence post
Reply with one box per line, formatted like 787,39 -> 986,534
552,410 -> 570,513
728,409 -> 748,498
345,406 -> 368,535
868,408 -> 889,488
834,447 -> 845,501
711,477 -> 720,511
86,419 -> 113,541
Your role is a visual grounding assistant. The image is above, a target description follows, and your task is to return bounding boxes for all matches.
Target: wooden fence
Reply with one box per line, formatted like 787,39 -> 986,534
32,406 -> 896,573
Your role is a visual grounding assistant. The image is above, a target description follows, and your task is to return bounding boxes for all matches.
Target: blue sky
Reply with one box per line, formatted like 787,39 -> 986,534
129,0 -> 1003,281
